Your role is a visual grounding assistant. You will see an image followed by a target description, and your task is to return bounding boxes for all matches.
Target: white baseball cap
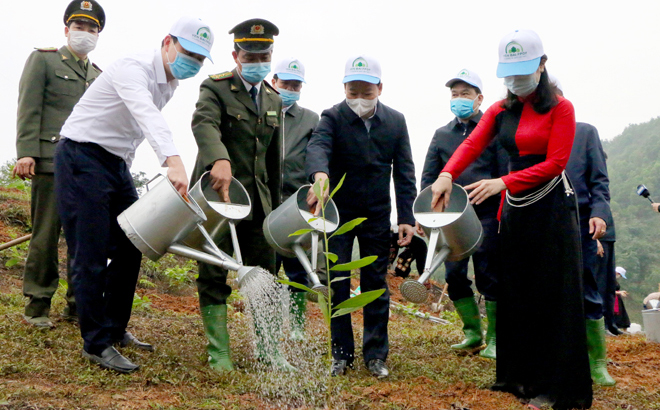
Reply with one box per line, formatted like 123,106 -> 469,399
343,54 -> 381,84
615,266 -> 627,279
445,68 -> 483,92
497,29 -> 544,78
169,16 -> 214,63
274,57 -> 306,82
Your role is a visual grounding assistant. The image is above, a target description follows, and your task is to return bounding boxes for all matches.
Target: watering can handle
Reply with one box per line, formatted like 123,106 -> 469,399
145,174 -> 165,192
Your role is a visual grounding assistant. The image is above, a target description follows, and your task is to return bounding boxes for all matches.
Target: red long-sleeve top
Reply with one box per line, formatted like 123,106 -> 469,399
442,95 -> 576,194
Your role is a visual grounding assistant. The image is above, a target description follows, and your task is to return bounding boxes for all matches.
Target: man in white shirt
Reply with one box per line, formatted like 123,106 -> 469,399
55,16 -> 214,374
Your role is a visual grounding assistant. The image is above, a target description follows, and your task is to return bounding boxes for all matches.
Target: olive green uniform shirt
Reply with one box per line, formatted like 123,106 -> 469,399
16,46 -> 101,173
191,68 -> 283,217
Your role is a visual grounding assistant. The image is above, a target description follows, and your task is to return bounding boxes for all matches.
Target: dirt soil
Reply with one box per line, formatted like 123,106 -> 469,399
1,187 -> 659,409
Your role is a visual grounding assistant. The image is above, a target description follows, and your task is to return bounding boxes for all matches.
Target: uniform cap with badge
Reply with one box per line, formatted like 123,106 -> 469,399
343,54 -> 381,84
274,58 -> 305,83
64,0 -> 106,32
170,16 -> 215,63
445,68 -> 483,92
229,19 -> 279,54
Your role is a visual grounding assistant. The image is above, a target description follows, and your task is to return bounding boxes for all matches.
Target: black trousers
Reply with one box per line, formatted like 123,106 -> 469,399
55,139 -> 142,355
579,213 -> 604,320
444,216 -> 499,302
329,213 -> 390,363
595,240 -> 617,328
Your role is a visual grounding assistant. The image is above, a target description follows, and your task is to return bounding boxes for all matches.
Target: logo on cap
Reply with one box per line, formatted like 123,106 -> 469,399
288,61 -> 301,70
81,1 -> 92,11
193,27 -> 212,46
352,58 -> 368,69
250,25 -> 265,35
458,69 -> 469,77
504,42 -> 527,59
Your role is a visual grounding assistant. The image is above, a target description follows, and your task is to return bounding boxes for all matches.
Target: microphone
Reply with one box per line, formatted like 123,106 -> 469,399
637,184 -> 656,203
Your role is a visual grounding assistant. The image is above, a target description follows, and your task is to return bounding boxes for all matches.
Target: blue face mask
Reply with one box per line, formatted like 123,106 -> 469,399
450,98 -> 476,119
241,62 -> 271,84
167,50 -> 203,80
279,88 -> 300,107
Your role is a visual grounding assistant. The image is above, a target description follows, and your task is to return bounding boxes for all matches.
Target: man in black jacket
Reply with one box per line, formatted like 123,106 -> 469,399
421,69 -> 507,359
306,54 -> 416,378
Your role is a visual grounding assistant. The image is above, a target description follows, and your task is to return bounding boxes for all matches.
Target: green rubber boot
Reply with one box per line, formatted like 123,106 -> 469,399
254,314 -> 297,372
586,318 -> 616,386
201,304 -> 234,372
451,297 -> 484,351
289,292 -> 307,341
479,301 -> 497,359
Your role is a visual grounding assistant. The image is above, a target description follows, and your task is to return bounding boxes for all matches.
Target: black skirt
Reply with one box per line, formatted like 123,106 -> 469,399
493,178 -> 593,409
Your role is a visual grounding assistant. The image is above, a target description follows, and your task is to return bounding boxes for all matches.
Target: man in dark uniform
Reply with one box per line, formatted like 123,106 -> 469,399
13,0 -> 105,328
190,19 -> 290,372
421,69 -> 508,359
270,57 -> 319,341
556,75 -> 616,386
306,54 -> 417,378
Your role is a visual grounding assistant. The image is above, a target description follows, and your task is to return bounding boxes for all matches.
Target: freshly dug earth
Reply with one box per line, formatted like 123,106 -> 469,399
1,188 -> 659,409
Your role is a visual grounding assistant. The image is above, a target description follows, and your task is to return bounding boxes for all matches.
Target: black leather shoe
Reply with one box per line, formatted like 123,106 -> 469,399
82,346 -> 139,374
330,359 -> 353,377
607,325 -> 623,336
366,359 -> 389,379
119,332 -> 154,352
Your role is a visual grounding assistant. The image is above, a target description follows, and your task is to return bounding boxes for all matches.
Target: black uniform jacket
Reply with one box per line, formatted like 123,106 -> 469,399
305,100 -> 416,225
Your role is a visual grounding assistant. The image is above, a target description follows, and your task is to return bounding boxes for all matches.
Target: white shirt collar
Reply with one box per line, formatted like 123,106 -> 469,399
238,70 -> 261,94
154,48 -> 179,87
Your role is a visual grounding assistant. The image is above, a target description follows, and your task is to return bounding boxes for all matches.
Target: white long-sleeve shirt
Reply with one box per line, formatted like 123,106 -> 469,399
60,49 -> 179,167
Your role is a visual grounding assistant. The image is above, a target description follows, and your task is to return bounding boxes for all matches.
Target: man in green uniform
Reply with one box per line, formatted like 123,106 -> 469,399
270,57 -> 319,341
13,0 -> 105,328
190,18 -> 290,372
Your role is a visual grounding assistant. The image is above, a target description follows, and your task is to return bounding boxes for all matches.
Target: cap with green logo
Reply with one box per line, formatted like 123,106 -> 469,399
445,68 -> 483,92
169,16 -> 215,63
497,29 -> 544,78
343,54 -> 381,84
274,57 -> 306,82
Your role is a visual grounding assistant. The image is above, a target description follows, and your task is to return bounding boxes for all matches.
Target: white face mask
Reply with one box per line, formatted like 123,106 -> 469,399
346,98 -> 378,118
504,74 -> 539,98
68,30 -> 98,56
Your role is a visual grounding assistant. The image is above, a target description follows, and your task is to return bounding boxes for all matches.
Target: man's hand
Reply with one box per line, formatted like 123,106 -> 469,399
431,173 -> 453,212
653,203 -> 660,213
398,224 -> 415,247
307,172 -> 329,216
465,178 -> 506,205
415,221 -> 425,237
589,217 -> 607,240
616,290 -> 629,298
12,157 -> 35,180
596,239 -> 604,257
165,155 -> 188,196
209,159 -> 232,202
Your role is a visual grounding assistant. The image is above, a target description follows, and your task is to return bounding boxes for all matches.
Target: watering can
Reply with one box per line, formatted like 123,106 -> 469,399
263,185 -> 340,300
117,172 -> 262,287
399,184 -> 483,304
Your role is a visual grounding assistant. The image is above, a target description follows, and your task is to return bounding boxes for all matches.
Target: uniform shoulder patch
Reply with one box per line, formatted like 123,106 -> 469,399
263,80 -> 280,94
91,62 -> 102,72
209,72 -> 233,81
35,47 -> 58,52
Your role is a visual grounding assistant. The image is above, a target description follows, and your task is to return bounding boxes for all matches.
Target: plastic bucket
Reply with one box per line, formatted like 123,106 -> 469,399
642,309 -> 660,343
117,174 -> 206,261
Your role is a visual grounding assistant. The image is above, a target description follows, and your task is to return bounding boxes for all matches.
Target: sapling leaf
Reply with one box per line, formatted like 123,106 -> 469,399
332,308 -> 358,318
278,279 -> 315,294
330,276 -> 352,283
307,217 -> 319,223
288,228 -> 314,237
329,173 -> 346,200
333,289 -> 385,310
5,258 -> 18,268
329,218 -> 367,239
313,179 -> 322,203
330,255 -> 377,271
317,293 -> 331,326
324,252 -> 338,263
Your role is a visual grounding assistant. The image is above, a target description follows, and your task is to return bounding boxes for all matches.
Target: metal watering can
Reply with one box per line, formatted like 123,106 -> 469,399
400,184 -> 484,304
263,185 -> 340,300
117,172 -> 260,287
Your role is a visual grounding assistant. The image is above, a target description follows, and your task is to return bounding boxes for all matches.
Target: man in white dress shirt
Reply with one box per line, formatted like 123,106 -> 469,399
55,16 -> 214,374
